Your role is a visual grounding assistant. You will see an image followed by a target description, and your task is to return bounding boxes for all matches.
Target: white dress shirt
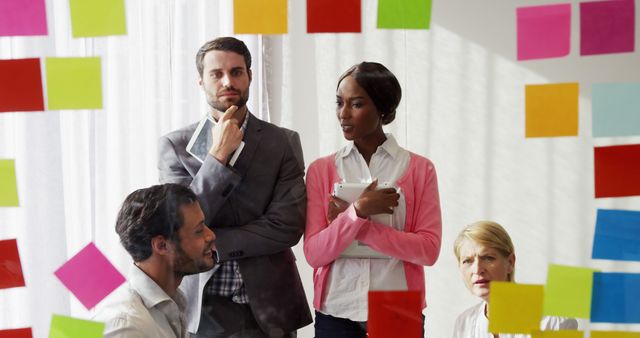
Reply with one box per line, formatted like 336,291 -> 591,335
94,264 -> 188,338
453,301 -> 578,338
320,134 -> 410,322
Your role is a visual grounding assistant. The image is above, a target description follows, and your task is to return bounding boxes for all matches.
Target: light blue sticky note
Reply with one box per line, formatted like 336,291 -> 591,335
592,209 -> 640,262
592,82 -> 640,137
591,272 -> 640,323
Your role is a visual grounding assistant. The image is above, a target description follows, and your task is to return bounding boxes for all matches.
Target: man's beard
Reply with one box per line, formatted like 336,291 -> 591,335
208,89 -> 249,113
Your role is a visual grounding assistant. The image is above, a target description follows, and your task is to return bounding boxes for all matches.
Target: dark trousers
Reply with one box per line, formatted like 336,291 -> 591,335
192,295 -> 296,338
314,311 -> 426,338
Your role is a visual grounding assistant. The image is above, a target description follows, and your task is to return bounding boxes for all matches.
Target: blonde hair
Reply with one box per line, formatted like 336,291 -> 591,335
453,220 -> 516,282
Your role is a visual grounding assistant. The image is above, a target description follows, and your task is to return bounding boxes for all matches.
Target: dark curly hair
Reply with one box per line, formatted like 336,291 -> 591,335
196,36 -> 252,77
115,184 -> 198,262
337,62 -> 402,125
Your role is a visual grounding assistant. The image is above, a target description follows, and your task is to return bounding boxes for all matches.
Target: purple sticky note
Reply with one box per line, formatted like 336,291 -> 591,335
54,242 -> 125,310
517,3 -> 571,61
0,0 -> 48,37
581,0 -> 635,56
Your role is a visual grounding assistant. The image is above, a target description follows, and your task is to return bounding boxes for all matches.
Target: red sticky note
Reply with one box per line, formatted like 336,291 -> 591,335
0,328 -> 32,338
54,242 -> 125,310
307,0 -> 361,33
0,0 -> 47,36
0,239 -> 26,289
580,0 -> 635,56
517,3 -> 571,61
0,59 -> 44,113
368,291 -> 422,338
594,144 -> 640,198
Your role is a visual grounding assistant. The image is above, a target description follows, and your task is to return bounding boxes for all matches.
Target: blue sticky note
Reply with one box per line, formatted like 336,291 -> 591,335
592,83 -> 640,137
591,272 -> 640,323
592,209 -> 640,261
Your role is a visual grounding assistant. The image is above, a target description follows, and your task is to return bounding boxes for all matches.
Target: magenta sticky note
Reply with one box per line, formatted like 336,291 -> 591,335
54,242 -> 125,310
517,3 -> 571,61
581,0 -> 635,56
0,0 -> 48,36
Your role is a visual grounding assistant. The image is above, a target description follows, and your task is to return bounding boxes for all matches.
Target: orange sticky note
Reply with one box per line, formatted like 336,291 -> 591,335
489,282 -> 544,334
525,83 -> 579,137
368,291 -> 422,338
234,0 -> 287,34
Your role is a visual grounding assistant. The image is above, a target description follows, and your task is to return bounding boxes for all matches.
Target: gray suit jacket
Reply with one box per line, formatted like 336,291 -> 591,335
158,113 -> 312,335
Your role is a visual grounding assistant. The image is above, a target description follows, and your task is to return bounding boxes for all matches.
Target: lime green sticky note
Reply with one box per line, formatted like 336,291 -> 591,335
49,314 -> 104,338
45,57 -> 102,110
377,0 -> 432,29
69,0 -> 126,37
234,0 -> 288,34
525,83 -> 579,138
489,282 -> 544,334
531,330 -> 584,338
544,264 -> 596,318
591,332 -> 640,338
0,159 -> 19,207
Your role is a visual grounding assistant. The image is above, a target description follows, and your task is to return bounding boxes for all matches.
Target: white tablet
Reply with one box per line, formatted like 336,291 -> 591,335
333,182 -> 394,259
186,115 -> 244,166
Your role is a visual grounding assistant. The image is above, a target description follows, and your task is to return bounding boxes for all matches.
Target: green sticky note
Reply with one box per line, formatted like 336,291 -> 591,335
377,0 -> 432,29
544,264 -> 596,318
69,0 -> 126,37
45,57 -> 102,110
49,314 -> 104,338
592,332 -> 640,338
531,330 -> 584,338
489,282 -> 544,334
0,159 -> 19,207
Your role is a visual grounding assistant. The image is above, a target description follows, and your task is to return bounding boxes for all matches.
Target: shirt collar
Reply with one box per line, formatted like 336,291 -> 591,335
337,133 -> 400,160
208,110 -> 249,133
128,264 -> 185,311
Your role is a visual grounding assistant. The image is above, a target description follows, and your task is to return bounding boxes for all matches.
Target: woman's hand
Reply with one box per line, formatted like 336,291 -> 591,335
327,195 -> 349,223
354,180 -> 399,219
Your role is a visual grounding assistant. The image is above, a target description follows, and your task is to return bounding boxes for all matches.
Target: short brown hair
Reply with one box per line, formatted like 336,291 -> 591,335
196,37 -> 252,77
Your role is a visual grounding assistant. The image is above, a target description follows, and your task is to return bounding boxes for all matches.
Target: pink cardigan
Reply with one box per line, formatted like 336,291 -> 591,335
303,152 -> 442,310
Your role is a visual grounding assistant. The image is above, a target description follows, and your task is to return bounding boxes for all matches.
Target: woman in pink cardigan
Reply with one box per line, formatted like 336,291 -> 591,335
304,62 -> 442,338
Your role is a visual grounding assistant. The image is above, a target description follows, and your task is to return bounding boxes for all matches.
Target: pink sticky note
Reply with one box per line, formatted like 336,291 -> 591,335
517,3 -> 571,61
54,242 -> 125,310
580,0 -> 635,56
0,0 -> 48,36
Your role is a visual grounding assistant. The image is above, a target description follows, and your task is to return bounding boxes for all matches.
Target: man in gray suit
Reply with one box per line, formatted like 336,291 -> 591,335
158,37 -> 311,338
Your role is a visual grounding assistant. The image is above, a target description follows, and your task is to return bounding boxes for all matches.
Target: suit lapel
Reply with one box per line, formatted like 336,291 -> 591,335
232,112 -> 262,177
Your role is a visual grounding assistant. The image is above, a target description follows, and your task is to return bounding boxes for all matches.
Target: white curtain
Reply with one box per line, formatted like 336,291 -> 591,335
2,0 -> 640,337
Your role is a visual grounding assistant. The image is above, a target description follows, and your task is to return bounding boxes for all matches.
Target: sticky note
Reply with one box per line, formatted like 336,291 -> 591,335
531,330 -> 584,338
0,0 -> 47,36
234,0 -> 287,34
0,239 -> 26,289
580,0 -> 635,56
0,58 -> 44,113
377,0 -> 432,30
591,272 -> 640,323
368,291 -> 422,338
517,4 -> 571,61
543,264 -> 596,318
592,332 -> 640,338
593,209 -> 640,261
54,242 -> 125,310
0,159 -> 19,207
68,0 -> 126,37
592,82 -> 640,137
525,83 -> 579,137
489,282 -> 544,334
0,328 -> 32,338
307,0 -> 360,33
45,57 -> 102,110
594,144 -> 640,198
49,315 -> 104,338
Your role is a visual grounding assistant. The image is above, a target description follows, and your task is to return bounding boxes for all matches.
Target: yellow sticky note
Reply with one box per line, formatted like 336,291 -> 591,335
489,282 -> 544,334
591,332 -> 640,338
69,0 -> 126,37
49,314 -> 104,338
0,159 -> 19,207
45,57 -> 102,110
531,330 -> 584,338
234,0 -> 287,34
525,83 -> 579,137
544,264 -> 596,318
